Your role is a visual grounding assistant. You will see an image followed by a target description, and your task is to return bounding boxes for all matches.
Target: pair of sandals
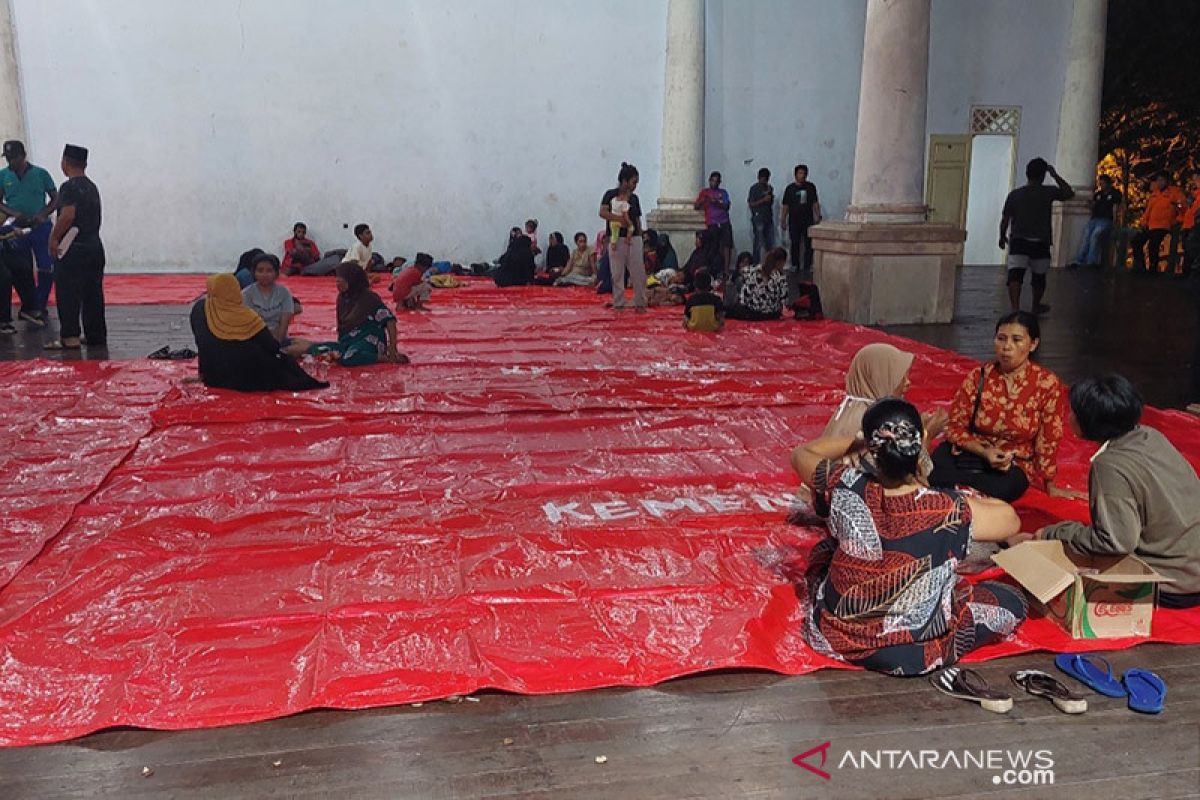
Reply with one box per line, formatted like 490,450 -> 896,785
930,667 -> 1083,715
1054,653 -> 1166,714
147,346 -> 197,360
930,654 -> 1166,716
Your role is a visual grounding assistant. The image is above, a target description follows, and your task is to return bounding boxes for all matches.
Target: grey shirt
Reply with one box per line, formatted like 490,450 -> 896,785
747,182 -> 774,223
1042,426 -> 1200,595
242,282 -> 297,332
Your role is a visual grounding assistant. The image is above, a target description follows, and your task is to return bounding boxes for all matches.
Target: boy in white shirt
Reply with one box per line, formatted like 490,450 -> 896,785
343,223 -> 374,269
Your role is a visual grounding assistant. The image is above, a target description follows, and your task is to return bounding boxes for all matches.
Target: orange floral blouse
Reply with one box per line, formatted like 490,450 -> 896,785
945,361 -> 1066,484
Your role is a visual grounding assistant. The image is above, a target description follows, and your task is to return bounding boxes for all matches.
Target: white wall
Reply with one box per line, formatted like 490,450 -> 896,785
12,0 -> 667,272
13,0 -> 1073,273
927,0 -> 1072,177
705,0 -> 866,258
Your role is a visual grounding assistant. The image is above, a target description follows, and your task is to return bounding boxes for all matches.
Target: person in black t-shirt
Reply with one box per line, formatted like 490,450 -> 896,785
780,164 -> 821,272
1069,174 -> 1123,269
46,144 -> 106,350
999,158 -> 1074,314
599,162 -> 646,310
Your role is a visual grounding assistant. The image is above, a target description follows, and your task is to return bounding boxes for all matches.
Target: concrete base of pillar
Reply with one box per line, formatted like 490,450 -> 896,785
1051,193 -> 1092,268
810,221 -> 966,324
646,204 -> 706,265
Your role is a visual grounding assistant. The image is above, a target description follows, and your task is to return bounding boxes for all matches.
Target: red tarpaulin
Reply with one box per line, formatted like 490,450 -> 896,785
1,283 -> 1199,747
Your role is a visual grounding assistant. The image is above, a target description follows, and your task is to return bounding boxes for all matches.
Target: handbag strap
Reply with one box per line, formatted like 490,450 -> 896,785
968,365 -> 988,436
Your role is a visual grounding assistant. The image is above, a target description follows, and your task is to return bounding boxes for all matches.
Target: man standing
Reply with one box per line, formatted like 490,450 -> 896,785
46,144 -> 105,350
1131,172 -> 1183,274
694,171 -> 732,278
747,167 -> 775,262
0,140 -> 57,328
1068,174 -> 1121,269
1182,171 -> 1200,276
999,158 -> 1074,313
780,164 -> 821,272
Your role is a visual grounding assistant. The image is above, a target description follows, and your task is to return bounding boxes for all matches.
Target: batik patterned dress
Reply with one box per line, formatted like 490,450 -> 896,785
309,305 -> 396,367
945,361 -> 1066,485
803,462 -> 1026,676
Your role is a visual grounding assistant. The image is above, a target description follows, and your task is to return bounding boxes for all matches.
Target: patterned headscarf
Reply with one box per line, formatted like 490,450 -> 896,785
866,419 -> 923,458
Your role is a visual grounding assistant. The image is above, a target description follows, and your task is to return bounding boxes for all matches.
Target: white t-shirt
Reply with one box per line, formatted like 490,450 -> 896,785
344,240 -> 372,268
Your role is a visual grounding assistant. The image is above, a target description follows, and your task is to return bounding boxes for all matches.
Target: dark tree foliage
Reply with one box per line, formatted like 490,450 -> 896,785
1101,0 -> 1200,216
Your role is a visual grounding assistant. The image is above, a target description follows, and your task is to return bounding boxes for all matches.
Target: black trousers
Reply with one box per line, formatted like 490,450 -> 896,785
928,441 -> 1029,502
789,223 -> 813,272
1183,227 -> 1200,274
56,241 -> 107,342
0,245 -> 38,323
1131,228 -> 1169,272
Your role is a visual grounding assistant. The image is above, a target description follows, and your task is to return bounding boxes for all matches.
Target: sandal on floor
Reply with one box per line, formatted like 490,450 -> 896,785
1123,668 -> 1166,714
147,346 -> 171,360
43,338 -> 81,351
1054,653 -> 1127,698
1011,669 -> 1088,714
929,667 -> 1013,714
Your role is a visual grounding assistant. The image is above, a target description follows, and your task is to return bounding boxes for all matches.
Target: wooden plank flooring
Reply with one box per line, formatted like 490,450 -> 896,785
1,265 -> 1197,799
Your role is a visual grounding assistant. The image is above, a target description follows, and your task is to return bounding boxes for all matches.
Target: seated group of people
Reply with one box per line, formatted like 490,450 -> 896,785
791,311 -> 1200,677
191,252 -> 413,392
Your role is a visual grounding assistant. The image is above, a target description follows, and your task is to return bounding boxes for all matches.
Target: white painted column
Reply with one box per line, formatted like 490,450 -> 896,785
655,0 -> 704,210
0,0 -> 25,142
1050,0 -> 1107,267
846,0 -> 931,224
1054,0 -> 1107,188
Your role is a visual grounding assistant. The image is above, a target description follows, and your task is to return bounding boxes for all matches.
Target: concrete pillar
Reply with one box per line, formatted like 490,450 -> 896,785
846,0 -> 930,224
809,0 -> 964,324
0,0 -> 25,143
646,0 -> 706,264
1051,0 -> 1108,267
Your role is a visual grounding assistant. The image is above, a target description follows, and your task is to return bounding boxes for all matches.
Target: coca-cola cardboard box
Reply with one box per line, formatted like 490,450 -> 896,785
992,540 -> 1168,639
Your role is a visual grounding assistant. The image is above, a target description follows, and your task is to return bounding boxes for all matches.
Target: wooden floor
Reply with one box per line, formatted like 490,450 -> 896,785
2,266 -> 1198,799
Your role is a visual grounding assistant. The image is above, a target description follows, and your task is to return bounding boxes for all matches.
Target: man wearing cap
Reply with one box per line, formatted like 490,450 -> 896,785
0,140 -> 57,330
45,144 -> 104,350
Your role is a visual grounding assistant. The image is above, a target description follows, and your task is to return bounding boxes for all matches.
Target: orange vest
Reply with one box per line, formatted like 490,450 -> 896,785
1184,189 -> 1200,231
1143,188 -> 1180,230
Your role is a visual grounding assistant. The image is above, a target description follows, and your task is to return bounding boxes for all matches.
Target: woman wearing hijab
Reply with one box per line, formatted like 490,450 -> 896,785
287,263 -> 405,367
657,233 -> 679,272
822,342 -> 947,480
189,273 -> 327,392
494,233 -> 536,287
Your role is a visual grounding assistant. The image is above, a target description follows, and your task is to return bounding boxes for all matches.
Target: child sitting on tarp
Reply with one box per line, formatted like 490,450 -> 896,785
683,270 -> 724,332
393,252 -> 433,311
646,266 -> 686,306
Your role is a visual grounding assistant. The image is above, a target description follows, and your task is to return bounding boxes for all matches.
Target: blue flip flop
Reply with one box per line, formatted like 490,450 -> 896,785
1123,668 -> 1166,714
1054,653 -> 1127,698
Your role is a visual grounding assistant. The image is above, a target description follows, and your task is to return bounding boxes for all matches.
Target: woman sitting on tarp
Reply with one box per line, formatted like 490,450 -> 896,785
190,273 -> 327,392
928,311 -> 1081,503
287,263 -> 407,366
681,229 -> 722,288
233,247 -> 266,288
493,233 -> 536,287
791,397 -> 1027,676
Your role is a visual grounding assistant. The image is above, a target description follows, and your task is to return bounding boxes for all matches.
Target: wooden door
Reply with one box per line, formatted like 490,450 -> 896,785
926,135 -> 971,227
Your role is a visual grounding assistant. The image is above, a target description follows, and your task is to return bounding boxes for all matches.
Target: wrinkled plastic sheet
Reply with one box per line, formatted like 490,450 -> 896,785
2,285 -> 1200,747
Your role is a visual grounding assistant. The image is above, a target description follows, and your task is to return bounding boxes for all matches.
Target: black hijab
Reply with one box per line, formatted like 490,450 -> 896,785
495,234 -> 536,286
335,262 -> 385,337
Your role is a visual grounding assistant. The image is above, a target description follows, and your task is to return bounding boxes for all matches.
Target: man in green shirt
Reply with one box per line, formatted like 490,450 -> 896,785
0,140 -> 58,326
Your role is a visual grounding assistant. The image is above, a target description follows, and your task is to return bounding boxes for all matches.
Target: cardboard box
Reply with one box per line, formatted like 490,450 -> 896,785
991,540 -> 1168,639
